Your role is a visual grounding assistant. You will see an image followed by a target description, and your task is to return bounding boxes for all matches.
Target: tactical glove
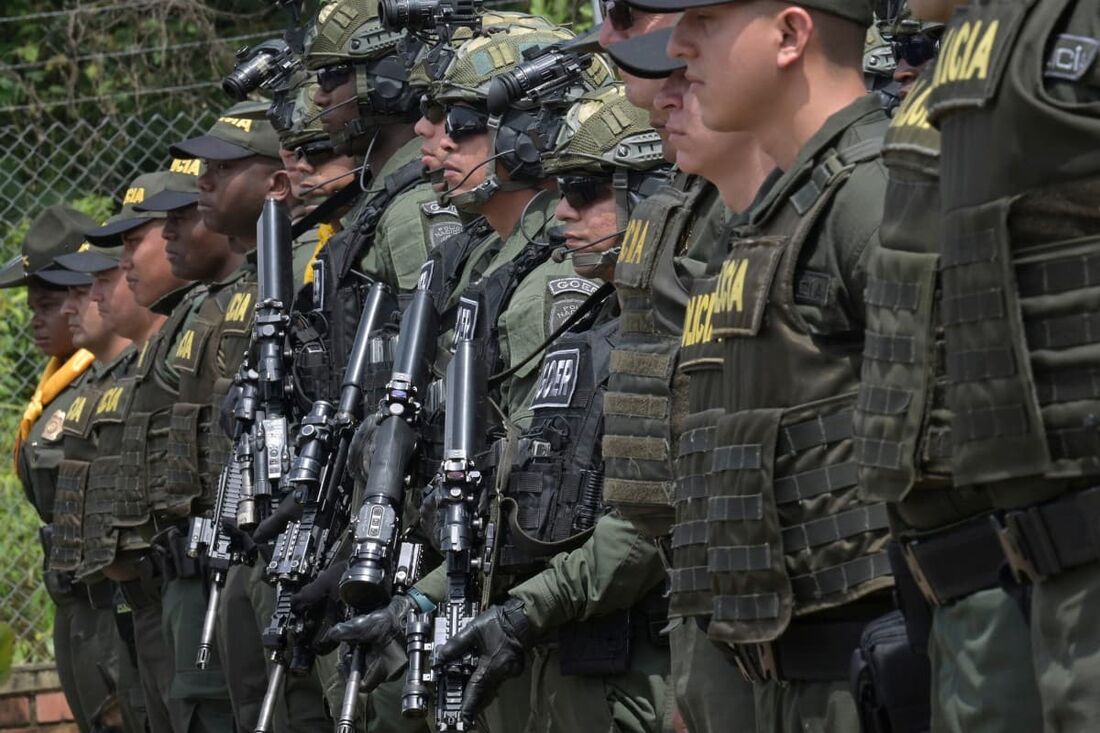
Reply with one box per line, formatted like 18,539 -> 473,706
250,487 -> 308,544
434,598 -> 533,722
323,592 -> 419,650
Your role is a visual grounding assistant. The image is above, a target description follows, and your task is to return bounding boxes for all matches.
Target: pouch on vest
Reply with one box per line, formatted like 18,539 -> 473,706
849,610 -> 931,733
50,459 -> 90,573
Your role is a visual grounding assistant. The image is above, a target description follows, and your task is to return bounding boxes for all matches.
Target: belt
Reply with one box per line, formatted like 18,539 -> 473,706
732,617 -> 870,683
992,484 -> 1100,584
900,514 -> 1003,606
117,558 -> 162,610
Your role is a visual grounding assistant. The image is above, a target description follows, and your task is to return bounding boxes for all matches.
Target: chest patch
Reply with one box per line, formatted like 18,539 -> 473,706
531,348 -> 580,409
41,408 -> 65,443
619,218 -> 651,266
430,222 -> 464,249
454,296 -> 479,343
927,3 -> 1028,113
222,291 -> 254,335
169,323 -> 212,376
93,382 -> 134,423
64,392 -> 95,437
794,270 -> 834,308
712,239 -> 784,337
1045,34 -> 1100,82
548,277 -> 598,298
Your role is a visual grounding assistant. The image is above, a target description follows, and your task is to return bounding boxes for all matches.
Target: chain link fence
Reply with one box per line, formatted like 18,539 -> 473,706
0,97 -> 221,663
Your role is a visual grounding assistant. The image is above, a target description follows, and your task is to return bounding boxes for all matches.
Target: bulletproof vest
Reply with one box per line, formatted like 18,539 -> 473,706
16,376 -> 84,525
165,270 -> 256,515
704,134 -> 895,646
291,160 -> 423,409
50,349 -> 135,573
78,353 -> 141,579
117,285 -> 204,529
496,295 -> 617,572
926,0 -> 1100,494
603,174 -> 722,538
854,72 -> 955,505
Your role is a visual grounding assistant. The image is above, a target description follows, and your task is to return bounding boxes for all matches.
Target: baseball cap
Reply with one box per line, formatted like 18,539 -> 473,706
628,0 -> 874,27
0,204 -> 97,289
134,157 -> 202,213
607,28 -> 684,78
169,101 -> 282,161
84,169 -> 198,246
54,233 -> 123,275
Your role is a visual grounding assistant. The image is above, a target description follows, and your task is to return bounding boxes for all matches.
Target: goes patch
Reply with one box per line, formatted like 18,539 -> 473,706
531,348 -> 580,409
546,277 -> 598,333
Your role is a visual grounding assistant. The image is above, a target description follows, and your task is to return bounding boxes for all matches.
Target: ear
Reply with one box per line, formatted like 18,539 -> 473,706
267,169 -> 294,201
775,6 -> 813,70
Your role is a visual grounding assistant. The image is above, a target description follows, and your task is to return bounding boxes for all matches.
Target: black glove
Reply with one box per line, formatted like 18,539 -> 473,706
323,593 -> 419,650
434,598 -> 533,722
251,488 -> 308,544
337,639 -> 408,693
291,560 -> 346,618
219,519 -> 269,565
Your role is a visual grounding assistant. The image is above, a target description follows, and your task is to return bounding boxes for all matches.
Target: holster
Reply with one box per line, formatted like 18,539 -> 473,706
849,610 -> 931,733
155,523 -> 203,581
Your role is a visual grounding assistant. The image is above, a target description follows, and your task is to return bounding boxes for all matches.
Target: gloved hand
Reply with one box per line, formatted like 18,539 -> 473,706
219,518 -> 269,565
251,488 -> 308,544
434,598 -> 534,722
323,593 -> 419,651
337,638 -> 409,693
291,560 -> 346,618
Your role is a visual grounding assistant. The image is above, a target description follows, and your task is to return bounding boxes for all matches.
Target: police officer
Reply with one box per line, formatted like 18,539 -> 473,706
635,0 -> 896,729
0,205 -> 122,733
898,0 -> 1099,728
852,3 -> 1045,731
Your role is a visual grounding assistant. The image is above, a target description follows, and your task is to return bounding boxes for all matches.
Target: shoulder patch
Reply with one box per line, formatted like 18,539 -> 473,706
531,348 -> 580,409
421,201 -> 459,218
794,270 -> 834,308
1045,34 -> 1100,81
547,277 -> 598,298
41,408 -> 65,443
92,381 -> 134,423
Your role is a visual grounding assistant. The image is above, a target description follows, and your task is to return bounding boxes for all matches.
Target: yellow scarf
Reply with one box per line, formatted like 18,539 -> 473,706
302,223 -> 337,285
13,349 -> 96,474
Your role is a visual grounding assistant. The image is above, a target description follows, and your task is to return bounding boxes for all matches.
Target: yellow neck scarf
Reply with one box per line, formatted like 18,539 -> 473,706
13,349 -> 96,474
302,223 -> 337,285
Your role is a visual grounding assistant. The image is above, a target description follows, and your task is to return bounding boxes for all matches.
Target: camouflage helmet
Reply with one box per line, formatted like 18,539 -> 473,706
305,0 -> 405,70
542,84 -> 664,177
428,24 -> 613,107
280,80 -> 331,149
863,24 -> 896,80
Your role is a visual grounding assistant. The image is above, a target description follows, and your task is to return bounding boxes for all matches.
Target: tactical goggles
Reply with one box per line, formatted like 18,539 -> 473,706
891,31 -> 942,67
316,63 -> 355,93
444,105 -> 489,141
557,175 -> 613,208
602,0 -> 635,31
419,95 -> 445,124
295,140 -> 337,166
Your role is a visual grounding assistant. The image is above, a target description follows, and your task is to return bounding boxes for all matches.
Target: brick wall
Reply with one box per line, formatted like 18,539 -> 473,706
0,665 -> 76,732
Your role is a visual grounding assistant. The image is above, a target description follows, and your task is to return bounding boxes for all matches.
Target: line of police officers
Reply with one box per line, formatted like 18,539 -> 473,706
6,0 -> 1097,731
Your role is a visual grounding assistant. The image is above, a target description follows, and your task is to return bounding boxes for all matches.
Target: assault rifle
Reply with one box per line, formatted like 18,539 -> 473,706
334,261 -> 439,731
254,281 -> 396,733
404,296 -> 490,731
188,197 -> 295,670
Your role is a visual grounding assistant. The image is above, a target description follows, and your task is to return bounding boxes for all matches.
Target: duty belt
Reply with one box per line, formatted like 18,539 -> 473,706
731,616 -> 872,683
900,514 -> 1004,606
991,484 -> 1100,585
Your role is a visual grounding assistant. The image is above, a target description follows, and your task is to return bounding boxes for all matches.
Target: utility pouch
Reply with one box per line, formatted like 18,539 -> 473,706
849,610 -> 931,733
558,608 -> 631,677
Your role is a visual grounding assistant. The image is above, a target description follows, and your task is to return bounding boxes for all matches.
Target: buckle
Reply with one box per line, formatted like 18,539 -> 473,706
900,539 -> 942,606
990,513 -> 1043,584
732,641 -> 778,684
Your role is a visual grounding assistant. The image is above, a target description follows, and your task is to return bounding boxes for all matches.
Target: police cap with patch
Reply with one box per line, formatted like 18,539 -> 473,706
0,204 -> 97,289
134,158 -> 203,213
169,101 -> 281,161
628,0 -> 874,27
54,227 -> 124,275
607,28 -> 683,79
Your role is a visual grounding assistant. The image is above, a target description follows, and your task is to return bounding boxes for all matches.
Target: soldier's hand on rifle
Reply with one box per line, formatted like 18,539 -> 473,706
220,518 -> 270,564
434,598 -> 533,722
291,560 -> 346,623
322,593 -> 418,650
251,487 -> 308,543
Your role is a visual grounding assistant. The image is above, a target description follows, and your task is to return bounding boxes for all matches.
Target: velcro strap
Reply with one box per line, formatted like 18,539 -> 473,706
946,347 -> 1016,382
712,593 -> 780,622
1047,424 -> 1100,461
1016,250 -> 1100,298
854,437 -> 904,470
864,278 -> 920,310
777,410 -> 854,454
904,516 -> 1004,605
856,385 -> 912,416
791,551 -> 891,602
708,495 -> 764,521
673,474 -> 708,503
791,154 -> 849,215
610,350 -> 672,379
708,544 -> 773,572
604,392 -> 670,419
669,566 -> 710,593
621,311 -> 658,334
603,435 -> 670,462
603,478 -> 672,507
671,521 -> 708,549
1035,367 -> 1100,405
954,403 -> 1029,442
782,503 -> 890,552
678,425 -> 717,457
942,227 -> 997,268
1025,309 -> 1100,350
941,287 -> 1005,326
1007,486 -> 1100,576
864,331 -> 915,364
774,462 -> 859,504
713,444 -> 762,472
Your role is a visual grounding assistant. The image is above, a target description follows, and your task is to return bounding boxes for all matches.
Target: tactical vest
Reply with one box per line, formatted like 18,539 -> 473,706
603,174 -> 722,538
926,0 -> 1100,498
291,161 -> 423,410
16,378 -> 82,526
165,270 -> 256,515
51,349 -> 135,573
854,73 -> 955,504
117,286 -> 204,529
496,297 -> 617,572
78,356 -> 141,579
704,136 -> 894,646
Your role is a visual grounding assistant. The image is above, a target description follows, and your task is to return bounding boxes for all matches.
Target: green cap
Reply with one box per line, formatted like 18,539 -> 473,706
628,0 -> 874,27
169,101 -> 281,161
0,204 -> 97,288
52,237 -> 121,277
84,168 -> 197,246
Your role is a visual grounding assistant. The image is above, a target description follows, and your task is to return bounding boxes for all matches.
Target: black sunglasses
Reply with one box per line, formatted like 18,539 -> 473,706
602,0 -> 635,32
316,63 -> 354,93
444,105 -> 489,141
420,95 -> 445,124
891,32 -> 941,67
295,141 -> 336,166
557,176 -> 613,209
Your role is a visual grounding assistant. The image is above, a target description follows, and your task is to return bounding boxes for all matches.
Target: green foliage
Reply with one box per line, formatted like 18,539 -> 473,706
0,622 -> 13,685
0,475 -> 52,664
527,0 -> 595,30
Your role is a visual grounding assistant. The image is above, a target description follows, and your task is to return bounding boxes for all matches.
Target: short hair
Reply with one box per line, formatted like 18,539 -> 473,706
807,8 -> 866,69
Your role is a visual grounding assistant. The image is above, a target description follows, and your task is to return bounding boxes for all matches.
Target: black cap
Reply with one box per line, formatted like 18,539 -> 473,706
0,204 -> 97,289
607,28 -> 683,79
134,189 -> 199,213
34,265 -> 93,287
54,239 -> 123,275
